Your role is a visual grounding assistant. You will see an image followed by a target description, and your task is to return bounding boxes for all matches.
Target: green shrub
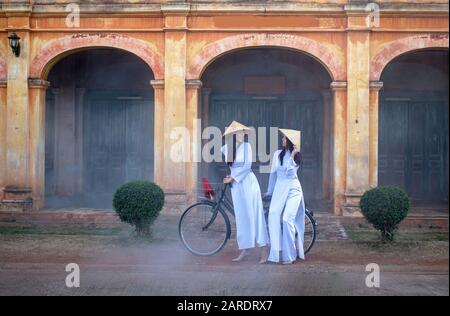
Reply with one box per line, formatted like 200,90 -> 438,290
359,186 -> 410,242
113,181 -> 165,236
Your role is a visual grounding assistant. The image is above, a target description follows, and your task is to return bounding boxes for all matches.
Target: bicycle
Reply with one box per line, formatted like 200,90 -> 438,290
179,179 -> 317,257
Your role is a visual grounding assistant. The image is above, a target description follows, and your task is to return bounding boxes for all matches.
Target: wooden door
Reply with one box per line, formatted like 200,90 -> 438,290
205,95 -> 323,202
379,99 -> 448,204
84,92 -> 154,206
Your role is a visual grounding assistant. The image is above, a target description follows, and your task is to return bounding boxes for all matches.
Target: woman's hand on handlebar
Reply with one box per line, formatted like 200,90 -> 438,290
223,176 -> 235,184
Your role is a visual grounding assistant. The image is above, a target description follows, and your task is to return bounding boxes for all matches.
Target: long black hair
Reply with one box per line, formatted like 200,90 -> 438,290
279,137 -> 302,167
226,134 -> 248,167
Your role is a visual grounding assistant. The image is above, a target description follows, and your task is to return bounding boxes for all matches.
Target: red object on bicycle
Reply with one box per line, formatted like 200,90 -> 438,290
202,178 -> 215,200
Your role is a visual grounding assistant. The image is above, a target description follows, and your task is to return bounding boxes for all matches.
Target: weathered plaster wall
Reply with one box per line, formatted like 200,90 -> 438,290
0,0 -> 448,213
186,32 -> 347,81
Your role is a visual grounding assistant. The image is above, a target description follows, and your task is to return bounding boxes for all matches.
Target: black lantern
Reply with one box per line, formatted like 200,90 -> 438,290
8,32 -> 21,57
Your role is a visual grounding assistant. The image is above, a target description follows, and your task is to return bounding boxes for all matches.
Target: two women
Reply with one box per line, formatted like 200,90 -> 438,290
221,121 -> 269,263
221,121 -> 305,264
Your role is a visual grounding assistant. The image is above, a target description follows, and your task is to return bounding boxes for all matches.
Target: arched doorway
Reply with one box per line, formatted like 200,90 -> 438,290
378,49 -> 449,207
200,48 -> 333,211
45,49 -> 155,209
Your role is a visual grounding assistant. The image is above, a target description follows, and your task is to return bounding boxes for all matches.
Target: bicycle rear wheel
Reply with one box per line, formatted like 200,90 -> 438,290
179,202 -> 231,256
303,210 -> 317,255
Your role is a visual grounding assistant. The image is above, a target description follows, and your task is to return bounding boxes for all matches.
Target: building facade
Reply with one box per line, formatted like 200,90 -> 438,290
0,0 -> 448,215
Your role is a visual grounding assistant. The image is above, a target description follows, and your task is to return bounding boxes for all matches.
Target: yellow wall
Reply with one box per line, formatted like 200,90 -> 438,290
0,0 -> 448,214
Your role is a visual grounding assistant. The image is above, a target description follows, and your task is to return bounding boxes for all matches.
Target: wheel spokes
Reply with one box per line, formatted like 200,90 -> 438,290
180,203 -> 229,256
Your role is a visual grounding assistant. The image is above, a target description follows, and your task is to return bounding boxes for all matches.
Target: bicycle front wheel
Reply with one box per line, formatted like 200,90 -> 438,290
179,202 -> 231,256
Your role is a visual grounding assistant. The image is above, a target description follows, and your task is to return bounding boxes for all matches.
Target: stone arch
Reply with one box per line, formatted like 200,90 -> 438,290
29,33 -> 164,80
187,33 -> 345,81
371,34 -> 449,81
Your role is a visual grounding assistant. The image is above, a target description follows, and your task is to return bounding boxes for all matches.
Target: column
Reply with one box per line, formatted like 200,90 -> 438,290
150,79 -> 165,187
162,2 -> 189,196
28,79 -> 50,210
331,81 -> 348,215
1,6 -> 32,211
343,4 -> 371,216
185,79 -> 202,204
369,81 -> 383,188
5,30 -> 29,187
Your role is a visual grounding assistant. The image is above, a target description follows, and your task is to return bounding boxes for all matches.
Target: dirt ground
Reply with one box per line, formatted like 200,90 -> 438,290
0,218 -> 448,296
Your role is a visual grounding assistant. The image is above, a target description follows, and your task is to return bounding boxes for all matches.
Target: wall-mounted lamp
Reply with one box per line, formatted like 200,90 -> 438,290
8,32 -> 21,57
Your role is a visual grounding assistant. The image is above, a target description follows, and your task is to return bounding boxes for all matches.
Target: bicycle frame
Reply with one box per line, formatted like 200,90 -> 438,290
183,180 -> 317,256
201,183 -> 235,231
201,182 -> 316,233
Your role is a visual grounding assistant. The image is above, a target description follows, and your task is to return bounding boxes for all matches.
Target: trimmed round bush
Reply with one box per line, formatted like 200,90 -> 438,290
113,181 -> 165,236
359,186 -> 410,242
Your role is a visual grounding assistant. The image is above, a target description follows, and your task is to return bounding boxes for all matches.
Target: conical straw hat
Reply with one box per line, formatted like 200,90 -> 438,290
279,128 -> 301,150
223,121 -> 251,136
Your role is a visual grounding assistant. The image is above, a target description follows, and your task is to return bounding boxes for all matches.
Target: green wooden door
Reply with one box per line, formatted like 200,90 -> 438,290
379,99 -> 449,204
84,91 -> 154,206
205,95 -> 323,202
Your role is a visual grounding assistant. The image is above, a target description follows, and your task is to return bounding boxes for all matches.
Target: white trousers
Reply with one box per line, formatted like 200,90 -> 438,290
231,172 -> 269,250
268,185 -> 305,262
